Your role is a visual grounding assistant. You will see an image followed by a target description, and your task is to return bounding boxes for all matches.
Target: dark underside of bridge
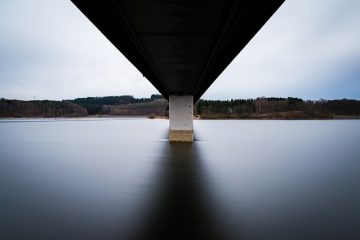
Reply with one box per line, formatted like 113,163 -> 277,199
72,0 -> 284,102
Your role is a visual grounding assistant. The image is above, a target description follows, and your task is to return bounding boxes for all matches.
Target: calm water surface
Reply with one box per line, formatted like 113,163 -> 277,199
0,118 -> 359,240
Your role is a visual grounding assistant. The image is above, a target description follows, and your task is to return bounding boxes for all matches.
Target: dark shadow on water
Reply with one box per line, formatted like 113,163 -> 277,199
134,143 -> 229,240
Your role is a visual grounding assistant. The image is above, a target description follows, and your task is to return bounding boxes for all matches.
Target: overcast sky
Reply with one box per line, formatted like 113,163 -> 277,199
0,0 -> 359,100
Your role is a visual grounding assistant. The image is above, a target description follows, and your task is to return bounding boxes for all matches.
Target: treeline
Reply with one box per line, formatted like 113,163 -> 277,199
69,94 -> 163,115
73,95 -> 360,119
103,99 -> 168,116
0,99 -> 88,117
197,97 -> 360,119
1,95 -> 359,119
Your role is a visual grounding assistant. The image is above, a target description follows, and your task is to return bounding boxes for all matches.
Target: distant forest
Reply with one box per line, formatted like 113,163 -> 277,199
197,97 -> 360,119
1,95 -> 359,119
69,94 -> 164,115
0,99 -> 87,117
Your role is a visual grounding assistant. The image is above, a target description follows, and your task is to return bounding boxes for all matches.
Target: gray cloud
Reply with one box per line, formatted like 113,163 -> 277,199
0,0 -> 359,100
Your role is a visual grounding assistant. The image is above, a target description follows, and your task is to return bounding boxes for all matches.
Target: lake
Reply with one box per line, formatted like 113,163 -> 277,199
0,118 -> 359,240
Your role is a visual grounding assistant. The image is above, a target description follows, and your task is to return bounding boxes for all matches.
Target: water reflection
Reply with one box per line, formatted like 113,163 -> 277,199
135,143 -> 226,240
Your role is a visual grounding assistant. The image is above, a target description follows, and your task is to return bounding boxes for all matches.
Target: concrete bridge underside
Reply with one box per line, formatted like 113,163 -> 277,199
71,0 -> 285,142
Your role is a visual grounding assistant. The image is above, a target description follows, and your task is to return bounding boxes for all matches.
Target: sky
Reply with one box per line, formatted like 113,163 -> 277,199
0,0 -> 359,101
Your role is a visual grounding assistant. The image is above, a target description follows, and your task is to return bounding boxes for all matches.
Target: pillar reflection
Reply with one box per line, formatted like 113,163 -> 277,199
134,143 -> 225,240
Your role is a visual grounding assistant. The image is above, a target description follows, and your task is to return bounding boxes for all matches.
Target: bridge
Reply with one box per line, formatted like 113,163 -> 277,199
71,0 -> 285,142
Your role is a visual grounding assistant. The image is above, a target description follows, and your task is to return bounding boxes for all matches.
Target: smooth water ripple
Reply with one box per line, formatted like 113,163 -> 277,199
0,118 -> 359,240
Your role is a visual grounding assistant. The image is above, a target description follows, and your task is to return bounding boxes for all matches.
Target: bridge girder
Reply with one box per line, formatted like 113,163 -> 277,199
71,0 -> 284,102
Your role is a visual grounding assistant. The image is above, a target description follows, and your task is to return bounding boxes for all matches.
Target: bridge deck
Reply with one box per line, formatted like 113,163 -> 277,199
71,0 -> 284,101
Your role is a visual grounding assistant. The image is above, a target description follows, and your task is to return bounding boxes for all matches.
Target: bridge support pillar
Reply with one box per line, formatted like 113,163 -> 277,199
169,95 -> 193,142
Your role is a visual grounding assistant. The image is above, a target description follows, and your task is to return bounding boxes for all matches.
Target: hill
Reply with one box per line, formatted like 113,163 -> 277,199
0,99 -> 88,118
1,95 -> 359,119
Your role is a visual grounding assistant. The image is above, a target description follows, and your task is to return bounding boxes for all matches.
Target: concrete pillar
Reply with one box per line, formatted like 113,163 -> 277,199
169,95 -> 193,142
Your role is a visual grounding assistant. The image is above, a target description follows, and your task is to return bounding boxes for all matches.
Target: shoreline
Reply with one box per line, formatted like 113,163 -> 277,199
1,114 -> 360,120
